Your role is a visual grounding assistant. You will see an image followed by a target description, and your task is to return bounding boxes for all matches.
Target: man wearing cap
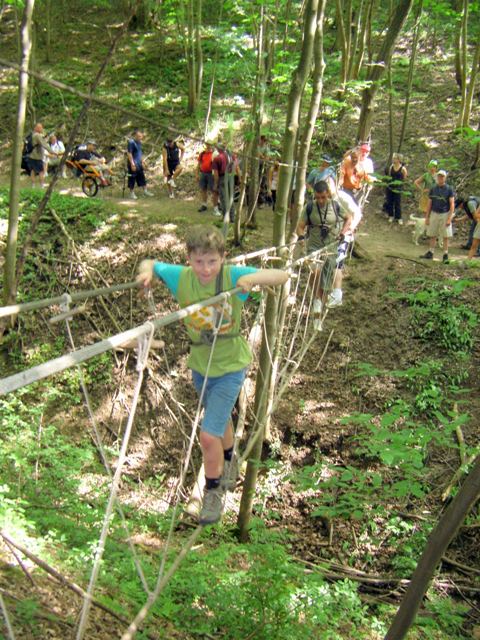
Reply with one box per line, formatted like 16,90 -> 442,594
358,142 -> 374,177
307,154 -> 336,190
422,170 -> 455,264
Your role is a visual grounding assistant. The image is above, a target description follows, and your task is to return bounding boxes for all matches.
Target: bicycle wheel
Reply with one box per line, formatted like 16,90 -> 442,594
82,176 -> 98,197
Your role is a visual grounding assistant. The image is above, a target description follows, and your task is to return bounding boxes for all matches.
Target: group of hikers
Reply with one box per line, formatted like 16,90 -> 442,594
21,123 -> 480,322
18,124 -> 480,528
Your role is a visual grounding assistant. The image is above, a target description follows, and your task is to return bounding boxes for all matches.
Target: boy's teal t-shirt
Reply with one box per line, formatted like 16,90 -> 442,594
153,262 -> 257,377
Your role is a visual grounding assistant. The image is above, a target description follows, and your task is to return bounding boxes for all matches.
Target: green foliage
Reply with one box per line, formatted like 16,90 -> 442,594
390,279 -> 478,353
0,187 -> 112,303
158,525 -> 385,639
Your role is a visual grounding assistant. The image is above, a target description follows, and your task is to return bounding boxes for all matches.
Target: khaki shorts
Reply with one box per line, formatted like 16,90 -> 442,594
473,222 -> 480,240
427,212 -> 452,239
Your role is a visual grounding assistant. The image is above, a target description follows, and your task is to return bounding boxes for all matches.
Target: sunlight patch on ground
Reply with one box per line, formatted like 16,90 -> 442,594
153,232 -> 181,251
419,137 -> 441,148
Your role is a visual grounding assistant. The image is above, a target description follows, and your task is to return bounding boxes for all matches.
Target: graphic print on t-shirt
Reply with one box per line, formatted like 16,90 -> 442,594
185,301 -> 234,334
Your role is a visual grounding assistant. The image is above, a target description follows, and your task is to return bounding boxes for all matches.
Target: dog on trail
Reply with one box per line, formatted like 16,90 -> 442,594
409,214 -> 427,245
408,214 -> 445,247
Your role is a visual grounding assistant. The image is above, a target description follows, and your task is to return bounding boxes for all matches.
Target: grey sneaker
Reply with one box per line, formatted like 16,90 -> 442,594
220,457 -> 239,491
199,486 -> 224,525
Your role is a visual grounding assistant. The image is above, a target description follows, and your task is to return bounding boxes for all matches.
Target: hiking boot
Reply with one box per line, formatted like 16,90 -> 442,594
421,250 -> 433,259
199,486 -> 224,525
129,191 -> 138,200
220,457 -> 239,491
442,253 -> 449,264
198,205 -> 208,212
327,291 -> 343,308
460,243 -> 471,250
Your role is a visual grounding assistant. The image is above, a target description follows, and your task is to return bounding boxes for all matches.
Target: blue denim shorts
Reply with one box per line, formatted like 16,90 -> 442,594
191,368 -> 247,437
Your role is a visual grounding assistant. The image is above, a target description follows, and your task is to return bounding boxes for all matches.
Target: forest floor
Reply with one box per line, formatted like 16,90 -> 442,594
1,4 -> 480,636
1,170 -> 479,638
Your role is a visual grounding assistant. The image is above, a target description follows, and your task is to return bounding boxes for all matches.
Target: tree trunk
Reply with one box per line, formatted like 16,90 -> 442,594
290,0 -> 326,235
459,39 -> 480,129
186,0 -> 196,114
453,0 -> 463,89
237,288 -> 280,542
457,0 -> 468,119
247,5 -> 267,228
335,0 -> 351,91
194,0 -> 203,101
11,14 -> 135,314
387,60 -> 393,164
357,0 -> 413,142
3,0 -> 35,309
237,0 -> 319,540
45,0 -> 52,63
397,0 -> 423,152
385,454 -> 480,640
273,0 -> 319,249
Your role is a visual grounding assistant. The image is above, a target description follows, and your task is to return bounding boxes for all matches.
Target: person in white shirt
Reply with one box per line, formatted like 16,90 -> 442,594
45,133 -> 66,178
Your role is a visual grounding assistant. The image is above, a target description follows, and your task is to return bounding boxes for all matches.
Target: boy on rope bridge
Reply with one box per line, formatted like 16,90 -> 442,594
136,225 -> 289,526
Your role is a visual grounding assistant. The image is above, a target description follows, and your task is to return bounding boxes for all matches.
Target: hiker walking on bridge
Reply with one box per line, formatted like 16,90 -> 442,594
137,225 -> 289,526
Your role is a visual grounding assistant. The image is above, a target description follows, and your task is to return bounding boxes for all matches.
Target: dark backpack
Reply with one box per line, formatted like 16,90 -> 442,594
71,144 -> 86,162
22,133 -> 34,156
467,196 -> 479,208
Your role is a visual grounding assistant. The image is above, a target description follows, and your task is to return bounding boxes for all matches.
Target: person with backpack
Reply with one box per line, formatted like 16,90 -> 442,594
162,138 -> 185,199
126,129 -> 154,200
455,196 -> 480,257
212,142 -> 237,221
295,180 -> 355,330
197,141 -> 214,212
27,123 -> 54,188
384,153 -> 408,225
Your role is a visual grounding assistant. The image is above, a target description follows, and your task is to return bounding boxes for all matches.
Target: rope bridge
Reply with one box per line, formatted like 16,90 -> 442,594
0,240 -> 344,639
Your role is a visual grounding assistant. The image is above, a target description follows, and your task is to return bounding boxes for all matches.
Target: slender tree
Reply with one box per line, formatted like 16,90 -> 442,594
238,0 -> 320,541
3,0 -> 35,309
357,0 -> 413,142
385,454 -> 480,640
246,4 -> 267,228
289,0 -> 327,235
397,0 -> 423,153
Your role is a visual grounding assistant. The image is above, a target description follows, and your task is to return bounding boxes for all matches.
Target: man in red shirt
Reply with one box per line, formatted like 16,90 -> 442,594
197,141 -> 214,212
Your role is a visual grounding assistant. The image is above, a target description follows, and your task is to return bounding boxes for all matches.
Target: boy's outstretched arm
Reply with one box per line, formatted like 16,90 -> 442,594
137,259 -> 155,288
237,269 -> 289,292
